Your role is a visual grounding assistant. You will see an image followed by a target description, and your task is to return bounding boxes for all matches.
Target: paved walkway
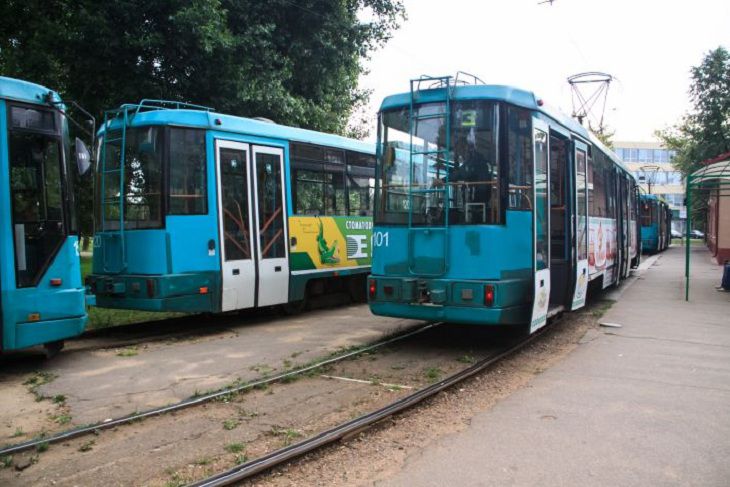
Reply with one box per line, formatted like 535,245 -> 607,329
381,246 -> 730,486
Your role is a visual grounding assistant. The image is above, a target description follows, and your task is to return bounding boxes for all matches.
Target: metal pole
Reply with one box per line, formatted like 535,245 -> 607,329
685,177 -> 691,301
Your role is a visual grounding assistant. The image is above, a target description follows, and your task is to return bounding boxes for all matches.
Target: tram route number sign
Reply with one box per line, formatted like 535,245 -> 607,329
372,231 -> 390,248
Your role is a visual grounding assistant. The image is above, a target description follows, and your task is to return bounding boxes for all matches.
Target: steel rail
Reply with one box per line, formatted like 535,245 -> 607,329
188,320 -> 557,487
0,322 -> 439,457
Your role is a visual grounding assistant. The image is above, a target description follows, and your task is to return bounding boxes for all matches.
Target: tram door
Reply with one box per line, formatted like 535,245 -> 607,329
571,141 -> 589,310
530,118 -> 550,333
215,140 -> 289,312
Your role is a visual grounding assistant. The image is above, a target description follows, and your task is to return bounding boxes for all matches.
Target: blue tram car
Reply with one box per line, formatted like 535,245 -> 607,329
87,101 -> 375,314
0,77 -> 88,353
368,76 -> 640,332
640,193 -> 671,253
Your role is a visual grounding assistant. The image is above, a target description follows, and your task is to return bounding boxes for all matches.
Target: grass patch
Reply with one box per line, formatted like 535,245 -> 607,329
36,442 -> 49,453
78,440 -> 95,452
591,300 -> 616,318
11,427 -> 24,438
194,457 -> 211,466
24,371 -> 57,401
165,472 -> 185,487
670,238 -> 705,246
234,453 -> 248,465
249,363 -> 275,375
81,255 -> 189,331
456,354 -> 475,364
52,413 -> 72,425
1,455 -> 12,469
225,442 -> 245,454
222,419 -> 240,431
52,394 -> 66,405
116,346 -> 139,357
271,427 -> 303,446
424,367 -> 443,382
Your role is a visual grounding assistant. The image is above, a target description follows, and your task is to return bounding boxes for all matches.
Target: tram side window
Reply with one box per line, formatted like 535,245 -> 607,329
347,151 -> 375,216
507,106 -> 533,210
590,152 -> 607,217
291,143 -> 346,216
168,128 -> 207,215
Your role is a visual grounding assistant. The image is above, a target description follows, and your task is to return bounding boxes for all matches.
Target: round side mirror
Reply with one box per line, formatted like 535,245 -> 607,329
75,137 -> 92,176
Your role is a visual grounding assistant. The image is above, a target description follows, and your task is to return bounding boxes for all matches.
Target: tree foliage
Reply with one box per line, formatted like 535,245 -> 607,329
656,47 -> 730,178
656,47 -> 730,229
0,0 -> 405,236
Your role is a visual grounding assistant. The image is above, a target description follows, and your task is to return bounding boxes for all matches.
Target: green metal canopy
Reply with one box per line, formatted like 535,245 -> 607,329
685,157 -> 730,300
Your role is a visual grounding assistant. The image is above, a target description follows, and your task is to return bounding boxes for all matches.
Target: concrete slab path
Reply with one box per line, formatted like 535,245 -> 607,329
380,246 -> 730,487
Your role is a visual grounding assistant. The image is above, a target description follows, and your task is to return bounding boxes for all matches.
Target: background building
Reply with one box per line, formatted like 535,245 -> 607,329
613,141 -> 685,233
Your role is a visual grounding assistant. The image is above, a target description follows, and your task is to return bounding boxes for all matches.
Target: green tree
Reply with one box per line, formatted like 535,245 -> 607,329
656,46 -> 730,229
589,122 -> 615,149
0,0 -> 405,236
657,47 -> 730,177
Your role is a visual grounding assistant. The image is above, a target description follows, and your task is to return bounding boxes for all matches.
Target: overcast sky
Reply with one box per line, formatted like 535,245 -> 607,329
359,0 -> 730,142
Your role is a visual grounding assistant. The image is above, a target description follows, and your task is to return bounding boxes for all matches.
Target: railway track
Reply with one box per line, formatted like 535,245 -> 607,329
0,321 -> 438,457
188,317 -> 560,487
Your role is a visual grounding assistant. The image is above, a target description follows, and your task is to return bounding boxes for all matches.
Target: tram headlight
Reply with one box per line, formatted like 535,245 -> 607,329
484,285 -> 495,307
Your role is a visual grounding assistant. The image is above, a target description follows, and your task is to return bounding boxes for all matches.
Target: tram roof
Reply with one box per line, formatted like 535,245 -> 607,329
102,106 -> 374,155
380,84 -> 633,176
0,76 -> 62,105
640,193 -> 668,204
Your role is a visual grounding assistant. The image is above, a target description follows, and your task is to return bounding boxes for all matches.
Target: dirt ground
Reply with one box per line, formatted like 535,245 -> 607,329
246,305 -> 606,487
0,297 -> 611,486
0,304 -> 418,446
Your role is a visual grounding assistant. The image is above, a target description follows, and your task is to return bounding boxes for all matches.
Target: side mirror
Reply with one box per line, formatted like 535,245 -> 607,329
75,137 -> 92,176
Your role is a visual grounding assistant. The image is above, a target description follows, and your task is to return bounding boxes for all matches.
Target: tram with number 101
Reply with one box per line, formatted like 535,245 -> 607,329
0,76 -> 91,354
86,101 -> 375,314
368,75 -> 640,332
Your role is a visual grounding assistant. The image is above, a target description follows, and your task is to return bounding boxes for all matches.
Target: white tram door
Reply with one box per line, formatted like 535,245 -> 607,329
571,141 -> 589,310
216,140 -> 256,311
530,119 -> 551,333
250,146 -> 289,307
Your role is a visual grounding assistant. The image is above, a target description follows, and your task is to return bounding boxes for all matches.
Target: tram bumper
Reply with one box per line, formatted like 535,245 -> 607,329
86,272 -> 219,313
368,275 -> 530,325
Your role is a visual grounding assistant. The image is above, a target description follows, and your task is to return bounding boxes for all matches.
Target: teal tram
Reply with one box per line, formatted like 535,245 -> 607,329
87,101 -> 375,314
639,193 -> 671,253
368,76 -> 640,332
0,77 -> 90,353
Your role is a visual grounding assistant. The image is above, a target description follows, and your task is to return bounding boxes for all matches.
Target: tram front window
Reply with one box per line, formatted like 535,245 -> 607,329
99,126 -> 163,230
376,101 -> 499,226
8,106 -> 67,288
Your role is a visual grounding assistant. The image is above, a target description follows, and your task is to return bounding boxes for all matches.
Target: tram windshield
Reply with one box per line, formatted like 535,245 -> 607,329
376,100 -> 499,226
98,126 -> 164,230
8,105 -> 69,287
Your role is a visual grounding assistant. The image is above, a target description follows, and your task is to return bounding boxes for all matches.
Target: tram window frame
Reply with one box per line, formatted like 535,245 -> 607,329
100,125 -> 165,231
290,142 -> 348,216
167,127 -> 208,216
506,105 -> 534,211
590,151 -> 608,218
7,102 -> 70,288
346,151 -> 375,216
